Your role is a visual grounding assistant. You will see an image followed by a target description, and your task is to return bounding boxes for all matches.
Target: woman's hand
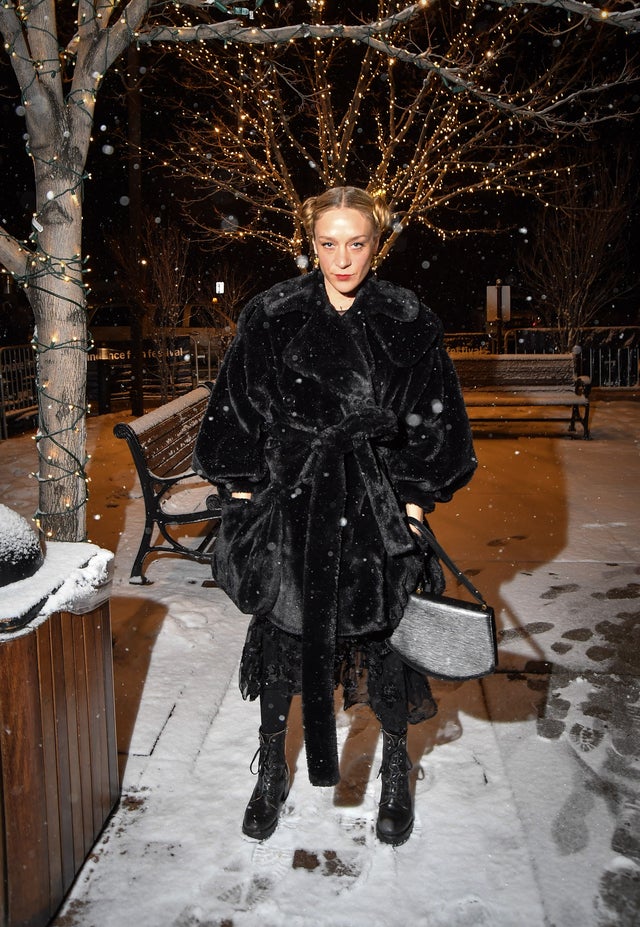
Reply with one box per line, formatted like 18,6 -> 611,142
405,502 -> 423,533
231,492 -> 253,500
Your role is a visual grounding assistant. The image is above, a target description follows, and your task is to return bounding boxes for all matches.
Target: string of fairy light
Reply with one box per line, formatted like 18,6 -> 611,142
2,0 -> 103,533
9,137 -> 95,533
0,0 -> 257,534
0,0 -> 635,538
156,0 -> 624,266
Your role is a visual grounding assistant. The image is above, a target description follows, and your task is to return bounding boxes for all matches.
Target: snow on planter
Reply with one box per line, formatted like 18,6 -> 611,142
0,503 -> 44,586
0,504 -> 114,631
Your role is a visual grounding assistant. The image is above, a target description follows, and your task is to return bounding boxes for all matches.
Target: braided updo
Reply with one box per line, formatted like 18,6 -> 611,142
301,187 -> 391,244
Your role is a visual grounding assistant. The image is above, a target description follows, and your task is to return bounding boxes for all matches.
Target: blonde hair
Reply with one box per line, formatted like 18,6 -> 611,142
301,187 -> 391,243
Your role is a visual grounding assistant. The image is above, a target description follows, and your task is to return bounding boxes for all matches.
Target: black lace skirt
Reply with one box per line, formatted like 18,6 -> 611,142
239,615 -> 437,731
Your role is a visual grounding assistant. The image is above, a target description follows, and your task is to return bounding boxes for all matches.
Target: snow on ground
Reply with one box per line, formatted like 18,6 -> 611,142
2,398 -> 640,927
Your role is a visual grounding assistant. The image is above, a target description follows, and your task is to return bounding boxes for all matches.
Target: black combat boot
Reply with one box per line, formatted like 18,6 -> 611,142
242,727 -> 290,840
376,729 -> 414,846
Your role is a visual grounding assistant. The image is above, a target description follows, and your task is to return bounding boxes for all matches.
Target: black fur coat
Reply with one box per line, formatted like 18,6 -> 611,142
194,270 -> 476,784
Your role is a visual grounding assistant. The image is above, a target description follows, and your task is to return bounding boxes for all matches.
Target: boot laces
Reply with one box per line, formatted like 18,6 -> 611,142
249,730 -> 287,797
378,735 -> 412,807
378,737 -> 412,782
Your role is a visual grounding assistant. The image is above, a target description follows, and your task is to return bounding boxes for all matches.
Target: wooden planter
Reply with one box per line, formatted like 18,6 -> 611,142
0,601 -> 119,927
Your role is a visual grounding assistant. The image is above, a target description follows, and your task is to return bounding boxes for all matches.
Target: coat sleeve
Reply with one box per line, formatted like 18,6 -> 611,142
193,302 -> 268,492
387,333 -> 477,512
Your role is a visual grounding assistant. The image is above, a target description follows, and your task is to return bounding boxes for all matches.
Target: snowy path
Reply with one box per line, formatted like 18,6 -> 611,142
2,399 -> 639,926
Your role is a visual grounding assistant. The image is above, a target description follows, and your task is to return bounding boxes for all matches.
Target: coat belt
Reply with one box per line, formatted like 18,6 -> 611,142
268,407 -> 415,786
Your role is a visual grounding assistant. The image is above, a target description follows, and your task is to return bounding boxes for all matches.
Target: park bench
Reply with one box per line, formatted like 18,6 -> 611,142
450,353 -> 592,438
114,384 -> 220,583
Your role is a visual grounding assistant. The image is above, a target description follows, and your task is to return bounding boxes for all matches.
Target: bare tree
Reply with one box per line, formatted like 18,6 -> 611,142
193,261 -> 256,332
141,219 -> 193,402
109,215 -> 197,401
0,0 -> 637,540
184,261 -> 257,375
517,147 -> 639,349
164,0 -> 638,265
108,226 -> 252,395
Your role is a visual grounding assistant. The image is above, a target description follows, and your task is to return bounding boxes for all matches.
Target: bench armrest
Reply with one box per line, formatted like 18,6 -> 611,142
575,375 -> 591,398
206,493 -> 221,514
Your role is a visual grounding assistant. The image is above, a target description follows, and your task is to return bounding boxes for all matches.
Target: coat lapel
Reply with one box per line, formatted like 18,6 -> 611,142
363,277 -> 440,367
282,303 -> 375,405
262,270 -> 441,385
267,273 -> 375,406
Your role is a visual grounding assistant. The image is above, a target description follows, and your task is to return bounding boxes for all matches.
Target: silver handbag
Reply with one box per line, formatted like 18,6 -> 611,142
390,519 -> 497,681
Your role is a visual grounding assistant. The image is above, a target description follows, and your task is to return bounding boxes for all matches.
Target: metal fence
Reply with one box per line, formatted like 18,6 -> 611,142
0,344 -> 37,439
582,340 -> 639,388
3,325 -> 637,438
446,327 -> 640,388
189,333 -> 228,384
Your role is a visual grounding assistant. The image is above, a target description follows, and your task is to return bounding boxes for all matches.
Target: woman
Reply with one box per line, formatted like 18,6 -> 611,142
194,186 -> 476,846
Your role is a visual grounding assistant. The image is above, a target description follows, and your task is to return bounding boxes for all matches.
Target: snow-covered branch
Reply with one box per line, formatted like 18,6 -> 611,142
136,3 -> 424,45
485,0 -> 640,35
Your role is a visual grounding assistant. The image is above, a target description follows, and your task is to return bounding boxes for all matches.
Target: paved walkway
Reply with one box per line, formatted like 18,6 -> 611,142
36,400 -> 640,927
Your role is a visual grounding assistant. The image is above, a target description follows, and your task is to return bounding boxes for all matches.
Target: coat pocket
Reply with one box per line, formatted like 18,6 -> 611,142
212,491 -> 283,615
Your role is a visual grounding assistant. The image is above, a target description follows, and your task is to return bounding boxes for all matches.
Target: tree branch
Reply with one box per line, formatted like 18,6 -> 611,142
137,2 -> 427,44
0,228 -> 30,282
355,33 -> 635,129
484,0 -> 640,35
0,4 -> 39,103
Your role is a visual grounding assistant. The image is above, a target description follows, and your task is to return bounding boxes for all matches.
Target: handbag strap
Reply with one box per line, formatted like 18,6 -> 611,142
408,516 -> 489,609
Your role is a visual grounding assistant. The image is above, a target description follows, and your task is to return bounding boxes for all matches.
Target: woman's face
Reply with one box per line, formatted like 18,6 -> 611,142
313,207 -> 378,305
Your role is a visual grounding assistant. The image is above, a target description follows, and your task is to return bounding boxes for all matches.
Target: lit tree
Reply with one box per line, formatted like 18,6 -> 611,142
0,0 -> 638,541
163,0 -> 640,266
0,1 -> 420,541
517,146 -> 639,349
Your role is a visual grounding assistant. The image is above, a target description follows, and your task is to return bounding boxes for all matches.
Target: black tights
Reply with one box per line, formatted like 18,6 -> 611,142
260,684 -> 293,735
259,682 -> 407,737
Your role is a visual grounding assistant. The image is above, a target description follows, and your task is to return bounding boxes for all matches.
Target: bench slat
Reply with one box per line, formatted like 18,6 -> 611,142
448,353 -> 591,438
463,390 -> 588,407
125,385 -> 211,435
142,410 -> 207,479
114,385 -> 220,582
451,354 -> 576,388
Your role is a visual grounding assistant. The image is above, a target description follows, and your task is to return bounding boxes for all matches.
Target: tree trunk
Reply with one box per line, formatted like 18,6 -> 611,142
30,148 -> 88,542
